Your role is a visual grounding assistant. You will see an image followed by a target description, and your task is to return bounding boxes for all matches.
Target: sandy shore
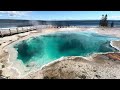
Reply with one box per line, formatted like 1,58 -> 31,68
1,27 -> 120,79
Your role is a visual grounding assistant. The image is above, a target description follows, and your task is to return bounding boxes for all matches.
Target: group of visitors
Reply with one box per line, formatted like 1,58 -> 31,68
100,14 -> 114,27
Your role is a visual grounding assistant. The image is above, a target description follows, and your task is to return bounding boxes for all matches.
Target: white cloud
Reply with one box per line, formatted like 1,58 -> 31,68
0,11 -> 32,17
109,16 -> 120,20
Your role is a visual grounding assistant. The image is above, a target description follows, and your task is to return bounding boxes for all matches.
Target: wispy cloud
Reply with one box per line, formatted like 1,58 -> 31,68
109,15 -> 120,20
0,11 -> 32,17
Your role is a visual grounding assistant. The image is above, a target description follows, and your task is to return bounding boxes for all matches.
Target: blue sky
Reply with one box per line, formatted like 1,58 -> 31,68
0,11 -> 120,20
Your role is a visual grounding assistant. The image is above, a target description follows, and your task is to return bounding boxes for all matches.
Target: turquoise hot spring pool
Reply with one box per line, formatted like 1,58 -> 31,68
14,31 -> 120,66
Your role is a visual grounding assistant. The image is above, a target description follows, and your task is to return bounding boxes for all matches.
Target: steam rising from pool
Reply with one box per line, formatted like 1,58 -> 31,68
14,31 -> 120,66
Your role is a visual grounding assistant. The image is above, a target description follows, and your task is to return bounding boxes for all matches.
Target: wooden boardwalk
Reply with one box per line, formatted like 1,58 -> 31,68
0,26 -> 37,37
0,25 -> 100,38
0,25 -> 54,37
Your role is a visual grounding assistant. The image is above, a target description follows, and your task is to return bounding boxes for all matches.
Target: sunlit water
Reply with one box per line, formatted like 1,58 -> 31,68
14,31 -> 120,66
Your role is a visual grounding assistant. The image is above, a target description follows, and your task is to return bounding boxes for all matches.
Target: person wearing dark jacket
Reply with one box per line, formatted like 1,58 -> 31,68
111,21 -> 114,27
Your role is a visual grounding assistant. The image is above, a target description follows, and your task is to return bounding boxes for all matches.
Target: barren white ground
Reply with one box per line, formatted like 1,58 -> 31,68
1,27 -> 120,79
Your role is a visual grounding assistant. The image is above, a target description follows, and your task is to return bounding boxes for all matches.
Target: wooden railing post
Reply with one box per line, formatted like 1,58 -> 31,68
9,29 -> 11,35
16,28 -> 19,34
27,27 -> 29,32
0,30 -> 3,37
22,27 -> 23,32
30,27 -> 31,31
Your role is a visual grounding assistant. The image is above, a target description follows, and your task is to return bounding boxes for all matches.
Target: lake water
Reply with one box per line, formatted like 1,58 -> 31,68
1,20 -> 120,28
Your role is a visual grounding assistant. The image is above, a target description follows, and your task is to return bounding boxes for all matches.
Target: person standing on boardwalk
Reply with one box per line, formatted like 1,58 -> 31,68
111,21 -> 114,27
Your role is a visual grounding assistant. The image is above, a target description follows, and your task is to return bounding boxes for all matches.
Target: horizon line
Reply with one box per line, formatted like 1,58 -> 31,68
0,19 -> 119,21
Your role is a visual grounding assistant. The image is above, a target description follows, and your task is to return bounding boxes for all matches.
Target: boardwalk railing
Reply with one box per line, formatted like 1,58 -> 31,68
0,27 -> 35,37
0,25 -> 52,37
0,25 -> 101,38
